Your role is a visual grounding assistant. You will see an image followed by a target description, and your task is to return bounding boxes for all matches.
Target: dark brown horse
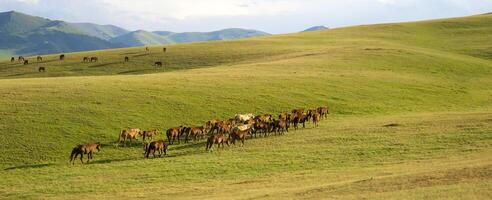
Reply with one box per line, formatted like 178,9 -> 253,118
206,133 -> 229,151
154,61 -> 162,67
163,47 -> 167,52
59,54 -> 65,60
166,126 -> 184,144
124,56 -> 129,62
38,67 -> 45,72
10,57 -> 15,62
144,140 -> 168,158
23,60 -> 28,65
293,113 -> 308,130
83,57 -> 89,62
90,57 -> 98,62
37,56 -> 42,61
69,143 -> 101,165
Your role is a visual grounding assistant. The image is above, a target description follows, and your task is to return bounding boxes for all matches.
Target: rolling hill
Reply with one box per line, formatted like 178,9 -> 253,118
0,11 -> 270,58
0,13 -> 491,199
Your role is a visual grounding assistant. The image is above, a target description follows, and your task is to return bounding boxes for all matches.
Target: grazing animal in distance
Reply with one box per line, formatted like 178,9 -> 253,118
124,56 -> 129,62
18,56 -> 24,62
206,119 -> 221,134
312,113 -> 321,127
59,54 -> 65,60
69,143 -> 101,165
37,56 -> 42,61
90,57 -> 98,62
10,57 -> 15,62
145,47 -> 149,53
118,128 -> 142,146
83,57 -> 89,62
154,61 -> 162,67
184,126 -> 206,143
163,47 -> 167,52
274,119 -> 289,135
144,140 -> 168,158
23,60 -> 28,65
206,133 -> 229,151
166,126 -> 184,145
38,67 -> 45,72
230,127 -> 252,146
141,128 -> 158,142
317,106 -> 329,119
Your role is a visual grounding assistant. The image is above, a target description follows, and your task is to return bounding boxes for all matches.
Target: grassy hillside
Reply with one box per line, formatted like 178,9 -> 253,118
0,14 -> 491,199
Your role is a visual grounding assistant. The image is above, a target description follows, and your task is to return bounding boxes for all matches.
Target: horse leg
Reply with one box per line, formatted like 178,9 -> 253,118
80,153 -> 84,164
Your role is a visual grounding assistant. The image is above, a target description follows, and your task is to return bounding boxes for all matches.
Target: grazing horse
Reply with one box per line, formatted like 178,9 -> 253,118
83,57 -> 89,62
206,133 -> 229,151
230,127 -> 252,146
317,106 -> 329,119
69,143 -> 101,165
312,113 -> 321,127
166,126 -> 184,145
23,60 -> 28,65
163,47 -> 167,52
59,54 -> 65,60
141,128 -> 158,142
18,56 -> 24,62
118,128 -> 141,146
10,57 -> 15,62
144,140 -> 168,158
37,56 -> 42,61
38,67 -> 45,72
253,121 -> 269,137
145,47 -> 149,52
90,57 -> 98,62
124,56 -> 129,62
306,109 -> 317,122
206,119 -> 222,134
293,113 -> 308,130
154,61 -> 162,67
185,126 -> 206,143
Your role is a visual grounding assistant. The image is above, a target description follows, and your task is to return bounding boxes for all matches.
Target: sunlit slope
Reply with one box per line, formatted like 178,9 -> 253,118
0,13 -> 490,78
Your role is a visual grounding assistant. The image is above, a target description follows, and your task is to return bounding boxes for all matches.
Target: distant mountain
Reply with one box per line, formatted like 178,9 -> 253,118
0,11 -> 270,56
71,23 -> 130,40
109,30 -> 174,46
111,28 -> 270,46
302,26 -> 329,32
0,11 -> 122,55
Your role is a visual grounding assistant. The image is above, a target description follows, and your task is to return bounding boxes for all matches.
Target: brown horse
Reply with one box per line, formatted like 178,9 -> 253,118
293,113 -> 308,130
206,119 -> 222,134
144,140 -> 168,158
69,143 -> 101,165
166,126 -> 184,144
312,113 -> 321,127
124,56 -> 129,62
154,61 -> 162,67
90,57 -> 98,62
23,60 -> 28,65
60,54 -> 65,60
163,47 -> 167,52
118,128 -> 141,146
37,56 -> 42,61
291,108 -> 305,117
83,57 -> 89,62
317,106 -> 329,119
18,56 -> 24,62
274,119 -> 289,135
38,67 -> 45,72
185,126 -> 206,143
206,133 -> 229,151
141,128 -> 158,142
230,127 -> 251,146
10,57 -> 15,62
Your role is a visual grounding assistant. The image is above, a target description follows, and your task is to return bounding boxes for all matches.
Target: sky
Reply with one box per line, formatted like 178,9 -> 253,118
1,0 -> 491,34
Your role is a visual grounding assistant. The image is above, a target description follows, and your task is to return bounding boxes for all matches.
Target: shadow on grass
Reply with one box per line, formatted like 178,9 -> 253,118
4,163 -> 54,171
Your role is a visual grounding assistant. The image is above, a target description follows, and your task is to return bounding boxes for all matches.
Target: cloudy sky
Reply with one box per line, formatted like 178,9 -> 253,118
1,0 -> 491,33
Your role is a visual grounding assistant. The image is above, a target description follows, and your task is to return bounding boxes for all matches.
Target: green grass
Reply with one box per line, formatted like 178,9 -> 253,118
0,13 -> 491,199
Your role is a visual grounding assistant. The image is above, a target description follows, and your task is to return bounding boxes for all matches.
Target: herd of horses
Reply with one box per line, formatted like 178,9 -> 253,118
9,46 -> 168,73
70,106 -> 329,165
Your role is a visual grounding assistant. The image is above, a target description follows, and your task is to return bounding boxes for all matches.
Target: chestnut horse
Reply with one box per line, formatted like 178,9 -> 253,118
166,126 -> 184,144
206,133 -> 229,151
144,140 -> 168,158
